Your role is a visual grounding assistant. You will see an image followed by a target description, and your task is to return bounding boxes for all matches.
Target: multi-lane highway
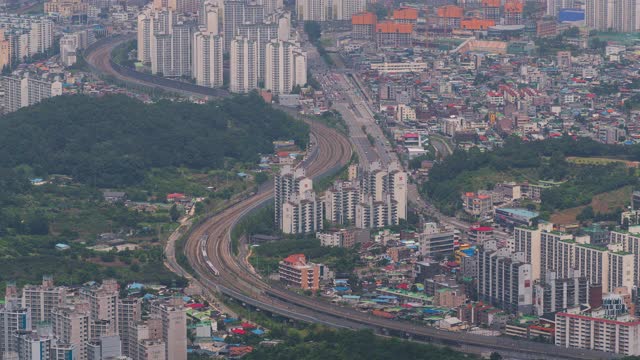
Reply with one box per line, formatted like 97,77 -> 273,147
84,36 -> 616,360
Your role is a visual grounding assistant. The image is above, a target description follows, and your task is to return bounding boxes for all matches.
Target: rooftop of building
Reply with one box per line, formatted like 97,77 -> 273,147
375,21 -> 413,34
352,11 -> 377,25
496,207 -> 539,218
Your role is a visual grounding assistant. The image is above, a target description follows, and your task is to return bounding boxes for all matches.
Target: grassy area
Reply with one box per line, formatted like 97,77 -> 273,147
249,238 -> 360,276
551,186 -> 632,225
566,156 -> 637,167
0,167 -> 252,291
590,31 -> 640,46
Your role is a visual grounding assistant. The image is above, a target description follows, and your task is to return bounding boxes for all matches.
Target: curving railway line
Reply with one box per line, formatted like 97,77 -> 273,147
85,37 -> 616,359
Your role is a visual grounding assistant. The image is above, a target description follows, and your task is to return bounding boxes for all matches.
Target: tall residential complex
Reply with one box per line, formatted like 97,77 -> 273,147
295,0 -> 366,21
149,298 -> 187,360
323,162 -> 407,229
264,40 -> 307,94
1,73 -> 62,114
192,31 -> 223,87
229,36 -> 258,93
137,8 -> 193,77
0,14 -> 54,66
477,239 -> 533,314
274,165 -> 322,234
0,278 -> 184,360
223,0 -> 265,50
546,0 -> 575,16
586,0 -> 637,32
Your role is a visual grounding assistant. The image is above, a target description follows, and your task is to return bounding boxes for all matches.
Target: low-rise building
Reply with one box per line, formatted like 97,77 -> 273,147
278,254 -> 321,290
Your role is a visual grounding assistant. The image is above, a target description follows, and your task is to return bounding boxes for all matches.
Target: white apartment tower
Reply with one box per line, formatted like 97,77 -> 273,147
229,36 -> 258,93
192,31 -> 223,87
586,0 -> 609,30
281,191 -> 324,234
236,22 -> 277,81
609,0 -> 636,32
137,11 -> 152,63
0,285 -> 32,358
1,74 -> 62,114
546,0 -> 575,16
265,40 -> 307,95
274,165 -> 312,227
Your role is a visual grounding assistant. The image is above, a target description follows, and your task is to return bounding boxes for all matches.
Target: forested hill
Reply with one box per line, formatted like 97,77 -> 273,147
0,93 -> 308,187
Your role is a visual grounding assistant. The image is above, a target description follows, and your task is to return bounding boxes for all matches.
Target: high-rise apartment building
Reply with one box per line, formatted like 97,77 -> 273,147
556,309 -> 640,355
237,22 -> 278,81
324,180 -> 359,225
149,298 -> 186,360
0,285 -> 32,358
533,270 -> 589,315
546,0 -> 576,16
295,0 -> 329,21
192,31 -> 223,87
51,303 -> 91,360
223,1 -> 265,50
229,36 -> 258,93
21,275 -> 66,328
264,40 -> 307,94
138,8 -> 193,77
1,74 -> 62,114
586,0 -> 609,30
80,279 -> 119,338
274,165 -> 311,227
609,0 -> 636,32
477,239 -> 533,314
281,190 -> 324,234
118,297 -> 142,360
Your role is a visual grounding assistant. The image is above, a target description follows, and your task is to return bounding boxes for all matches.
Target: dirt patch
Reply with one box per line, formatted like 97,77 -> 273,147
550,186 -> 632,225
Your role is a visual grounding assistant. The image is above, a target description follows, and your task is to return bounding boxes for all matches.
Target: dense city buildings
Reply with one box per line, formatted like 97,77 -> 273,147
0,278 -> 187,360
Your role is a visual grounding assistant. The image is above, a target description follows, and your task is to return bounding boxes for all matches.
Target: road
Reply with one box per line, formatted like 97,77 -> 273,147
84,36 -> 614,360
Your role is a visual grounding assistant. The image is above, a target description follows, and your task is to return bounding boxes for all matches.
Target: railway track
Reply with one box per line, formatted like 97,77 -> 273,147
84,37 -> 615,359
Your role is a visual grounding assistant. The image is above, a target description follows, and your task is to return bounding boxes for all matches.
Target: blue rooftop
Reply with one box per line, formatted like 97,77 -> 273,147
497,208 -> 539,219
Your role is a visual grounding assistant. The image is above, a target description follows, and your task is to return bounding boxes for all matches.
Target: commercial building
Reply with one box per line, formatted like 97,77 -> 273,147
556,309 -> 640,355
44,0 -> 88,21
477,240 -> 533,314
229,36 -> 258,93
468,226 -> 494,244
494,207 -> 539,228
370,61 -> 427,73
461,191 -> 493,217
375,21 -> 412,48
1,74 -> 63,114
279,254 -> 321,290
419,222 -> 455,259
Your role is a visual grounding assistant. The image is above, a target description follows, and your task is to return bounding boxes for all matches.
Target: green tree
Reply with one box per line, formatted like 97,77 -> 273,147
169,204 -> 180,222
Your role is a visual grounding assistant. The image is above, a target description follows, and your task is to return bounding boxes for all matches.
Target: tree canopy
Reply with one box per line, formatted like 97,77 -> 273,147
0,93 -> 309,187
